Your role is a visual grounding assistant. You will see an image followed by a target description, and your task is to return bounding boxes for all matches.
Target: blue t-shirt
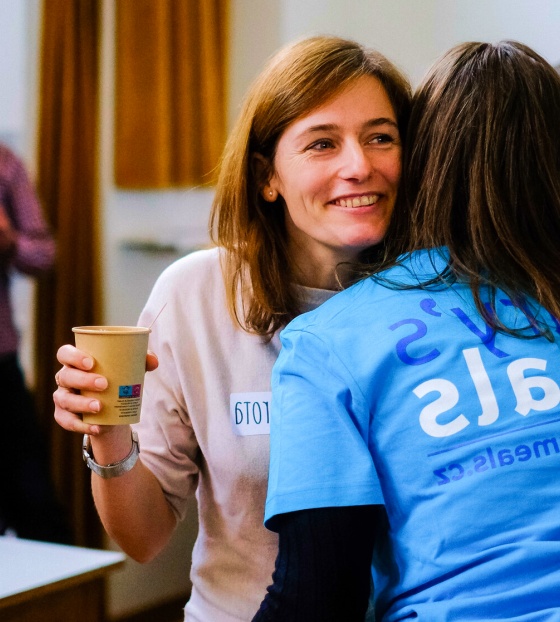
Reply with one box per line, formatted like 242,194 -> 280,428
266,249 -> 560,621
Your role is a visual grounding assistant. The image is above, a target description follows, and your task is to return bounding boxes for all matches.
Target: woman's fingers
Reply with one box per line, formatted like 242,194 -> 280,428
146,350 -> 159,372
56,365 -> 108,393
56,343 -> 107,393
57,343 -> 95,370
53,343 -> 158,437
53,404 -> 100,436
53,381 -> 103,435
54,343 -> 107,435
57,344 -> 159,377
54,381 -> 101,412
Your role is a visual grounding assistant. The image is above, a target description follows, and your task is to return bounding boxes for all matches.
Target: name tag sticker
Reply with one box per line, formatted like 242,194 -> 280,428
230,392 -> 271,436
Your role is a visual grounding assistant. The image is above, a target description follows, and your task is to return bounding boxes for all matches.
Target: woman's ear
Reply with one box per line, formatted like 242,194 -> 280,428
252,153 -> 278,202
262,185 -> 278,202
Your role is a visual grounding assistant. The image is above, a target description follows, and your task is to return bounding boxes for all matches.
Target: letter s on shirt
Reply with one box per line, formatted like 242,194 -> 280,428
414,379 -> 469,438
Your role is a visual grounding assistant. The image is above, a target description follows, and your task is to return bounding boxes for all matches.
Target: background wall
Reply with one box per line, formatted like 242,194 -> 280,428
5,0 -> 560,618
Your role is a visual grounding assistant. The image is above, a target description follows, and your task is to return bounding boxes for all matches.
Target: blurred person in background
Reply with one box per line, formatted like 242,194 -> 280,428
0,142 -> 70,543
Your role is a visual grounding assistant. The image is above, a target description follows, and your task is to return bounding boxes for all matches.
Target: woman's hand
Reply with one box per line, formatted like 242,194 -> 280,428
53,344 -> 158,436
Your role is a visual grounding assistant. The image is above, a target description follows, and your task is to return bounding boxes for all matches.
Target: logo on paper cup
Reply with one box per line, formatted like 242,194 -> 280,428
119,384 -> 142,398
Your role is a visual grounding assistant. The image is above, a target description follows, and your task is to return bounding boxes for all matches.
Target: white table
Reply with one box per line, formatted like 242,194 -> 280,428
0,536 -> 125,621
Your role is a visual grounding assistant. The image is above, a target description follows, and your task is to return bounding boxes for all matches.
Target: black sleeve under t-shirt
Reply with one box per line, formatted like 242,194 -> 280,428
252,505 -> 377,622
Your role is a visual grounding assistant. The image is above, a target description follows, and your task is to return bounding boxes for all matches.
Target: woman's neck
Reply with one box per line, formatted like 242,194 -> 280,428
290,256 -> 357,291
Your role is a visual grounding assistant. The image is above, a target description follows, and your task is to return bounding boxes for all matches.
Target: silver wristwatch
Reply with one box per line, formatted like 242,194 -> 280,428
82,431 -> 140,479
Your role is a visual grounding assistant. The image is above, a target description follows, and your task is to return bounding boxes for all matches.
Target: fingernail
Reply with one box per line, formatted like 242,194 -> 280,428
89,400 -> 101,412
83,357 -> 94,370
94,377 -> 108,390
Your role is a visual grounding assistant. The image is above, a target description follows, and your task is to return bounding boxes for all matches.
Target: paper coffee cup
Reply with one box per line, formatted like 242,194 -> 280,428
72,326 -> 151,425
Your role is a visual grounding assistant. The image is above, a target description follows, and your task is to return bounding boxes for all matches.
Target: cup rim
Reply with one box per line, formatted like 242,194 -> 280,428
72,326 -> 151,335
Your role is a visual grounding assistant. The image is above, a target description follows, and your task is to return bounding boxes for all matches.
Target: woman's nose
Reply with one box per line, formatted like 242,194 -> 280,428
338,142 -> 372,181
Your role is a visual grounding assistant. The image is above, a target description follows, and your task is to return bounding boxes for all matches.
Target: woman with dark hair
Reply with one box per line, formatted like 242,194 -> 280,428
52,35 -> 410,621
257,41 -> 560,621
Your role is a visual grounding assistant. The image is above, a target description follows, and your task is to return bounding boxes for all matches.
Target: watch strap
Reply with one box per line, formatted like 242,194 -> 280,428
82,431 -> 140,479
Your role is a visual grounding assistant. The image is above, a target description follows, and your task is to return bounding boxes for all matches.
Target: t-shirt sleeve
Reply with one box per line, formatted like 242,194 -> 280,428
132,262 -> 201,521
265,325 -> 384,530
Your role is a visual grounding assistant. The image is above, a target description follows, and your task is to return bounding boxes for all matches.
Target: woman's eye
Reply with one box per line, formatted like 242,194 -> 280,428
307,139 -> 334,151
370,133 -> 398,145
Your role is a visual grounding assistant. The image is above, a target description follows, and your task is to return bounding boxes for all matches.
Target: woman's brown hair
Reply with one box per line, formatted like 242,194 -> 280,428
384,40 -> 560,334
210,35 -> 411,338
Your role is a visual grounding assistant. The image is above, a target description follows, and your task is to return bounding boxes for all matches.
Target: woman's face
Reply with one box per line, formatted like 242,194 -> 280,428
266,75 -> 402,287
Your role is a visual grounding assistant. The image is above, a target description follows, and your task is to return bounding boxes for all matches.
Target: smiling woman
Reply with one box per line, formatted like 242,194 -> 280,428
213,36 -> 411,337
53,36 -> 411,622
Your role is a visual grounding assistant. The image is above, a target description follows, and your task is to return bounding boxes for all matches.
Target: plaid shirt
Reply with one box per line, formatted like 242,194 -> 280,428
0,144 -> 55,357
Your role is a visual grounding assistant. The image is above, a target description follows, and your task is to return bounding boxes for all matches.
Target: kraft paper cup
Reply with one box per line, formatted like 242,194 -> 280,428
72,326 -> 151,425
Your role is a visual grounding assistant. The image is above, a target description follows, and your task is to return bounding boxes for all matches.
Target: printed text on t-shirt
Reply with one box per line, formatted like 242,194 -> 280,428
389,297 -> 560,439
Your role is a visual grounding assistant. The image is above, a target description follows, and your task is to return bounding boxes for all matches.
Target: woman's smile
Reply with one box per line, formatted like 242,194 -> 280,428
331,194 -> 380,208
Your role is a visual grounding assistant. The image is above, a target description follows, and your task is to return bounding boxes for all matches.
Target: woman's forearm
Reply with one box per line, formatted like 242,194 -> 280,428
90,429 -> 178,562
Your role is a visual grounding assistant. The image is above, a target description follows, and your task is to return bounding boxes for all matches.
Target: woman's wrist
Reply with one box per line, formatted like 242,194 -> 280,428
83,430 -> 139,479
89,425 -> 135,465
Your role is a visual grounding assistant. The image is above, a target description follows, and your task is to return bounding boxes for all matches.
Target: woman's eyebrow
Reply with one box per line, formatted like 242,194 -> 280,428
301,118 -> 399,135
363,118 -> 399,130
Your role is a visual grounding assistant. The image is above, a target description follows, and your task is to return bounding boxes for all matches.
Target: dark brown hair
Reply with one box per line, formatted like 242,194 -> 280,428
383,40 -> 560,334
210,35 -> 411,338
